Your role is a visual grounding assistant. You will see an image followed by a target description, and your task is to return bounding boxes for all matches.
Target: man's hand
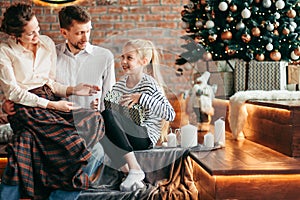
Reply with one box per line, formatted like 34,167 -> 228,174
2,100 -> 16,115
67,83 -> 100,96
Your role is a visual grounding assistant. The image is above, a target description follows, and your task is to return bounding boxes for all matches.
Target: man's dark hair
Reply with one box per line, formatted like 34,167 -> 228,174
58,5 -> 91,30
0,3 -> 35,37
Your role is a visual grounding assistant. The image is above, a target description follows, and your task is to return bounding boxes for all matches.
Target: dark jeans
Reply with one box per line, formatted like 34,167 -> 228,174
101,109 -> 151,169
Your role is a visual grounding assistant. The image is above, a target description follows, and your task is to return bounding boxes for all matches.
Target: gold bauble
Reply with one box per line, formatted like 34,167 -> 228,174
282,27 -> 290,35
270,50 -> 281,61
251,27 -> 261,37
241,33 -> 251,43
287,9 -> 296,18
255,53 -> 265,61
229,4 -> 237,12
203,51 -> 212,61
221,31 -> 233,40
294,47 -> 300,56
273,30 -> 279,36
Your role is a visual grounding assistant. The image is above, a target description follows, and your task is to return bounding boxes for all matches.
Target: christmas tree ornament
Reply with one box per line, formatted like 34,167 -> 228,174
241,8 -> 251,19
203,51 -> 212,61
251,27 -> 261,37
290,22 -> 297,29
236,21 -> 245,30
289,25 -> 295,32
208,34 -> 218,42
227,15 -> 234,23
221,30 -> 233,40
254,0 -> 261,3
255,53 -> 265,61
266,43 -> 274,51
266,23 -> 274,31
200,0 -> 207,5
274,12 -> 281,19
241,33 -> 251,43
275,0 -> 285,9
270,50 -> 281,61
263,0 -> 272,8
205,20 -> 215,29
291,51 -> 300,60
287,9 -> 296,18
218,2 -> 228,11
273,21 -> 280,29
273,30 -> 279,36
229,4 -> 237,12
195,20 -> 203,28
225,46 -> 236,56
295,47 -> 300,56
282,27 -> 290,35
205,5 -> 211,12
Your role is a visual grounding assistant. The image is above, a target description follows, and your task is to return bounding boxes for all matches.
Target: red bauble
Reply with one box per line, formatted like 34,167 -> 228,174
270,50 -> 281,61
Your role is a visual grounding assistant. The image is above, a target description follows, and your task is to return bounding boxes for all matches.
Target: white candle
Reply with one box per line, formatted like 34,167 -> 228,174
180,124 -> 198,148
214,117 -> 226,147
204,132 -> 214,148
167,133 -> 177,147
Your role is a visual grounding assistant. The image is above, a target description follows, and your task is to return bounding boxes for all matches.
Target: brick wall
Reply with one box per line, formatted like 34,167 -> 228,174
0,0 -> 195,95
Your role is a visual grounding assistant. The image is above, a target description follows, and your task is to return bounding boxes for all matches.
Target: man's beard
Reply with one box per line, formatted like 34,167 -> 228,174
70,41 -> 85,50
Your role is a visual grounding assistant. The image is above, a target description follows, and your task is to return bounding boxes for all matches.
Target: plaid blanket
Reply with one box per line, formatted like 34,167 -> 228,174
2,85 -> 105,199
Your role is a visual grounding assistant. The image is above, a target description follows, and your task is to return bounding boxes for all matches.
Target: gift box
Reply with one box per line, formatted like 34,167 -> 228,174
234,60 -> 288,92
104,91 -> 145,125
288,65 -> 300,84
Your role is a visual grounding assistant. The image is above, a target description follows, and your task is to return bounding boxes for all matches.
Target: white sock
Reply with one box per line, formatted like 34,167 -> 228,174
120,169 -> 145,191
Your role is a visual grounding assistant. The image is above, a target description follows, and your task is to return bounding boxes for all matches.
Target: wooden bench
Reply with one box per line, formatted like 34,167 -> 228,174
244,100 -> 300,157
190,132 -> 300,200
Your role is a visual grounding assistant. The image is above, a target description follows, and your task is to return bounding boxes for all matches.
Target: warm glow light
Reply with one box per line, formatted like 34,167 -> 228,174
33,0 -> 84,7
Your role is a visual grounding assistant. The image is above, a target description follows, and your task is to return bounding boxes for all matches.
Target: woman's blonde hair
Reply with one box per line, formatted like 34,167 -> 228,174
124,39 -> 169,142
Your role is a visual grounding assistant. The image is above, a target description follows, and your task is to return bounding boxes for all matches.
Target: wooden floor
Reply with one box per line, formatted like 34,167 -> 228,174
190,132 -> 300,199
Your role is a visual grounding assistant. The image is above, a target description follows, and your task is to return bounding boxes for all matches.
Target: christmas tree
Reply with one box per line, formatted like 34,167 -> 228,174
176,0 -> 300,64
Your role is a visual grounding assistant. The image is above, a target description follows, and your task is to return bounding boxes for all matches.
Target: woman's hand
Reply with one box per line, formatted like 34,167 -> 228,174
47,100 -> 81,112
119,93 -> 141,108
67,83 -> 100,96
2,100 -> 16,115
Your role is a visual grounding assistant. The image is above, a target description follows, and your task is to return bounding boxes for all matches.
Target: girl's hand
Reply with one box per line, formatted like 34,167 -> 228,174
90,98 -> 99,110
67,83 -> 100,96
119,93 -> 141,108
47,100 -> 81,112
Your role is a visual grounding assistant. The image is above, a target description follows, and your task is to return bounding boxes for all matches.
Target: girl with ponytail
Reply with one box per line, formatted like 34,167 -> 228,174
101,39 -> 175,192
